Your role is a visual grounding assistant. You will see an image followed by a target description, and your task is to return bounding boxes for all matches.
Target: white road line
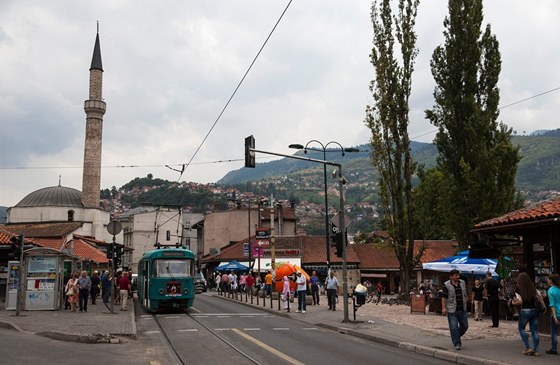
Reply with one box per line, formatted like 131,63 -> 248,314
273,328 -> 290,331
178,329 -> 198,332
164,316 -> 181,319
302,328 -> 318,330
191,313 -> 269,316
243,328 -> 261,331
214,328 -> 232,331
144,330 -> 161,334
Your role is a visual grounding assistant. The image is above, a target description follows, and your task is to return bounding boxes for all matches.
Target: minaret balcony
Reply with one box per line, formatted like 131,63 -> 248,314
84,100 -> 107,114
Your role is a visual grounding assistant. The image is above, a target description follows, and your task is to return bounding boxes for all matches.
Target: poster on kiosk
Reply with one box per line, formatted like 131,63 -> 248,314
25,256 -> 58,310
6,261 -> 20,310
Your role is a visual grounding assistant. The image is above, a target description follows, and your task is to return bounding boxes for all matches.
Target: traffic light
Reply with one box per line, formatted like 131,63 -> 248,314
106,243 -> 114,259
329,230 -> 344,258
245,135 -> 255,168
9,235 -> 23,259
114,243 -> 124,258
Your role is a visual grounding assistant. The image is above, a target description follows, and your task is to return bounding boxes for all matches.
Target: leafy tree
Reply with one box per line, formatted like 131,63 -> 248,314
425,0 -> 521,245
364,0 -> 422,296
413,167 -> 453,239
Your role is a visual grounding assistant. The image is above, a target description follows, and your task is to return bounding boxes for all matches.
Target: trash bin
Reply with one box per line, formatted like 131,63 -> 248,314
355,291 -> 366,305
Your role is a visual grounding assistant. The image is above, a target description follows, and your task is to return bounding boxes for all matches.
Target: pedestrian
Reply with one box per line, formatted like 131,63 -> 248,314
264,270 -> 273,298
65,271 -> 79,312
63,271 -> 71,310
376,281 -> 383,305
484,271 -> 501,328
546,273 -> 560,355
295,271 -> 307,313
215,272 -> 221,292
90,271 -> 100,305
77,270 -> 92,313
310,271 -> 320,305
119,271 -> 131,311
325,271 -> 339,311
515,272 -> 540,356
101,270 -> 112,305
239,272 -> 247,293
246,273 -> 255,294
282,276 -> 291,310
441,269 -> 468,350
471,279 -> 484,321
221,271 -> 229,293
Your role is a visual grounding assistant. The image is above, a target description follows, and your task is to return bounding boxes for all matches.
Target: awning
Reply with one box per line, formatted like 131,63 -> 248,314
252,258 -> 301,272
361,273 -> 388,278
217,261 -> 250,268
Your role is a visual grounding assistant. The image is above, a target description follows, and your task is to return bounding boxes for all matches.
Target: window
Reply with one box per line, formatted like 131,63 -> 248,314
153,259 -> 193,278
67,210 -> 75,221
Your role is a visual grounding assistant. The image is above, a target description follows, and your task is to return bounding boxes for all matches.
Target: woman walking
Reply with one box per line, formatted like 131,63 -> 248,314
65,272 -> 79,312
515,272 -> 540,356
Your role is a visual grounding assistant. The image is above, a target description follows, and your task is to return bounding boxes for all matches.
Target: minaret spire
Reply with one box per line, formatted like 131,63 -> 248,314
82,25 -> 106,207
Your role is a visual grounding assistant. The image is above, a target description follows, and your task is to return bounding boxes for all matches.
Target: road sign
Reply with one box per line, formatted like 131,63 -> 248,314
331,211 -> 351,229
107,220 -> 122,235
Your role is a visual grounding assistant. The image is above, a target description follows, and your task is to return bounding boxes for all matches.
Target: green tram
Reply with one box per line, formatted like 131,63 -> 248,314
137,247 -> 196,312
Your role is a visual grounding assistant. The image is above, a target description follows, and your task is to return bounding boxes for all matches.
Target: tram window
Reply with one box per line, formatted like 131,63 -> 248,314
153,259 -> 192,277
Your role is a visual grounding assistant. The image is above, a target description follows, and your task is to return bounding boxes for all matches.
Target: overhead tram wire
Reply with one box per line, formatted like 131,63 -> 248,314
3,84 -> 557,172
174,0 -> 295,181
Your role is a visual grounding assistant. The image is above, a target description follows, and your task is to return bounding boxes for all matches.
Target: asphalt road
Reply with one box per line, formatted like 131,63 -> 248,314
140,294 -> 454,365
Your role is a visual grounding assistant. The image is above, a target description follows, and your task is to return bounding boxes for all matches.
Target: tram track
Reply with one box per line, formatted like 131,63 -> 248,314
152,310 -> 262,365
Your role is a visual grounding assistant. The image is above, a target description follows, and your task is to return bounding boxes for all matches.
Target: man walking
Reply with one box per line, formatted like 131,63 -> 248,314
442,269 -> 468,350
295,271 -> 307,313
77,270 -> 92,313
484,271 -> 501,328
310,271 -> 320,305
90,271 -> 100,304
101,270 -> 112,305
325,271 -> 339,311
119,271 -> 131,311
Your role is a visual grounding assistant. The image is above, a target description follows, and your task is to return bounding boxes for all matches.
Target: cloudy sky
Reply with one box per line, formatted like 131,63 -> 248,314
1,0 -> 559,207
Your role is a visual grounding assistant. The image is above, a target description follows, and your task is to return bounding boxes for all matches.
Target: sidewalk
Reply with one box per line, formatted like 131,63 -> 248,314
215,291 -> 557,365
0,298 -> 136,343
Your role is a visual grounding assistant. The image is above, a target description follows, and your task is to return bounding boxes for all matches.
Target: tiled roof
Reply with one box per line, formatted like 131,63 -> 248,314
0,222 -> 83,237
474,198 -> 560,229
0,227 -> 35,246
63,237 -> 109,264
301,236 -> 360,264
32,238 -> 66,250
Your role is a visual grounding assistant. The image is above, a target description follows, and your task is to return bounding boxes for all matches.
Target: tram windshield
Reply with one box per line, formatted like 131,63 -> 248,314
153,259 -> 193,278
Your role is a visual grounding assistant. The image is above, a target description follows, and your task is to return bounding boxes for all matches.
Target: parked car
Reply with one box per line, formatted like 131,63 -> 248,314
194,272 -> 207,293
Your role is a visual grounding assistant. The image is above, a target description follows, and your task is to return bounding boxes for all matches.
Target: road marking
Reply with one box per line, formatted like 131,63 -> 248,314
149,361 -> 161,365
215,328 -> 232,331
144,330 -> 160,334
243,328 -> 260,331
178,329 -> 198,332
191,313 -> 269,316
164,316 -> 181,319
273,328 -> 290,331
232,329 -> 305,365
302,327 -> 318,330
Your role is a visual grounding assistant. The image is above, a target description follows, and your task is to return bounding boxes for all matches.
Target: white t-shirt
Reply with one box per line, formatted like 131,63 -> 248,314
296,274 -> 307,291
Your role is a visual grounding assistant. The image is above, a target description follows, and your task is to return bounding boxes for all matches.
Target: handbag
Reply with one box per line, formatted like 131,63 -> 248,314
511,293 -> 522,307
534,291 -> 546,314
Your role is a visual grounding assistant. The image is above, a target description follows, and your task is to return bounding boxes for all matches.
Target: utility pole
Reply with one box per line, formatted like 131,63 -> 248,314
270,196 -> 275,281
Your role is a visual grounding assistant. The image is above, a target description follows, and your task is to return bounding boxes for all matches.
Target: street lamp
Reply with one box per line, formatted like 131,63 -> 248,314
289,140 -> 359,272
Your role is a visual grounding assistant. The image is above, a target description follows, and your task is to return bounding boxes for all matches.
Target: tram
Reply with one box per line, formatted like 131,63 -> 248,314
137,246 -> 196,312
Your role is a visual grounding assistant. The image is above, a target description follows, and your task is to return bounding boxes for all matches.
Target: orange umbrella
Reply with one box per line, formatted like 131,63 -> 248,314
293,264 -> 310,281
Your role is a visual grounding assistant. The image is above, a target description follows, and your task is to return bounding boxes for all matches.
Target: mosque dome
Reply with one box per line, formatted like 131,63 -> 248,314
15,185 -> 84,208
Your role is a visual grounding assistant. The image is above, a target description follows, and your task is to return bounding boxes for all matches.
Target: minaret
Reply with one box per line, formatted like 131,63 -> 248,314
82,24 -> 106,207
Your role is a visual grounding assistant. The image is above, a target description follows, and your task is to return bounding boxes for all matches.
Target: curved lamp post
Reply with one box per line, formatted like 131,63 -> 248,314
289,141 -> 359,272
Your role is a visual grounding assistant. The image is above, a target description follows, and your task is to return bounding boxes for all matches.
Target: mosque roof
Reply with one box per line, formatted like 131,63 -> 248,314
15,186 -> 84,208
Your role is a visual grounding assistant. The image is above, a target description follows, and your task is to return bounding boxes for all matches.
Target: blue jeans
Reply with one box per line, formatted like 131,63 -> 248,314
447,309 -> 468,347
518,308 -> 539,352
551,316 -> 558,352
297,290 -> 307,311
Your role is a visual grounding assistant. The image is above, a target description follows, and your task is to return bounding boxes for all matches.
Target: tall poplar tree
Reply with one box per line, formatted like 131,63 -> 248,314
365,0 -> 421,295
425,0 -> 521,245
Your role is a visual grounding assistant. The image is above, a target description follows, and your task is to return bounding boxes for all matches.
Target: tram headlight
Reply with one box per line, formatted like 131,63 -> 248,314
184,288 -> 188,294
159,289 -> 164,295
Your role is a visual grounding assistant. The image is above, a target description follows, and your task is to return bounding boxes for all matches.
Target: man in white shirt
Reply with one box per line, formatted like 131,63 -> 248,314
325,271 -> 340,311
296,271 -> 307,313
